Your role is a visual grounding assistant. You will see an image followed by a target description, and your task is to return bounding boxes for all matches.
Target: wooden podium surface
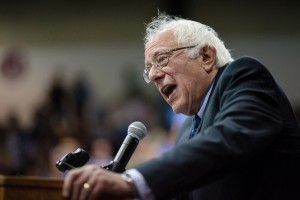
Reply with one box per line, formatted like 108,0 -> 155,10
0,175 -> 65,200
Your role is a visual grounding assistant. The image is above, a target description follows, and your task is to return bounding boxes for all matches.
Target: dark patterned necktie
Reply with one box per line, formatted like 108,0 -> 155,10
189,115 -> 201,139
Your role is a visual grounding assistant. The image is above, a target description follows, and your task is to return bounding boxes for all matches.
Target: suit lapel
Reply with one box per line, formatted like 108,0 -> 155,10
176,64 -> 228,143
176,116 -> 193,144
193,64 -> 228,138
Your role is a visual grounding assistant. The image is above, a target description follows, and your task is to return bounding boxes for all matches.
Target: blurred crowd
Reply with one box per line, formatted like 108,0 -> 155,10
1,68 -> 299,179
0,69 -> 186,178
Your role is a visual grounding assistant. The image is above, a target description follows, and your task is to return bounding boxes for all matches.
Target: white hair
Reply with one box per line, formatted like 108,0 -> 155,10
144,13 -> 234,67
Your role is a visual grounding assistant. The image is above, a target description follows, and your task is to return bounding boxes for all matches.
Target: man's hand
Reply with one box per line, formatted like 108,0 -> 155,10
62,164 -> 136,200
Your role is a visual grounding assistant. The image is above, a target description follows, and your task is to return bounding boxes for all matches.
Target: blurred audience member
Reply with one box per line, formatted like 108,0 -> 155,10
87,138 -> 113,167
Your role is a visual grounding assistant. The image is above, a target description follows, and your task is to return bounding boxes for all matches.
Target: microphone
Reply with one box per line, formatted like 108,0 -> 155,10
104,121 -> 147,173
56,148 -> 90,172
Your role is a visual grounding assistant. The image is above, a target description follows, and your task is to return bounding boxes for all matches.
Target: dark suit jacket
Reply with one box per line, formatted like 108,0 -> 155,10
136,56 -> 300,200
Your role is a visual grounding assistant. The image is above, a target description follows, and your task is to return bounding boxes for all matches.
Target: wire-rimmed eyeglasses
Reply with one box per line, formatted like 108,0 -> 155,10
143,45 -> 197,83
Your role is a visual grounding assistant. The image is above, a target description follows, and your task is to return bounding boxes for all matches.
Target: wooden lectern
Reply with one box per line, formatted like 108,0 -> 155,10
0,175 -> 65,200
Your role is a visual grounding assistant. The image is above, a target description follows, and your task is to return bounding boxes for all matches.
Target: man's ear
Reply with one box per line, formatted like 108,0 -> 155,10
201,46 -> 217,72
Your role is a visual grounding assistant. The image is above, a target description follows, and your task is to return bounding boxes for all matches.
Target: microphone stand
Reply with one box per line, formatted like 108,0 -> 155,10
102,161 -> 125,173
55,148 -> 125,173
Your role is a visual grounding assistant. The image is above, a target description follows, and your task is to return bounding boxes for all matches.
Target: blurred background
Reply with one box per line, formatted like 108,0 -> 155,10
0,0 -> 299,177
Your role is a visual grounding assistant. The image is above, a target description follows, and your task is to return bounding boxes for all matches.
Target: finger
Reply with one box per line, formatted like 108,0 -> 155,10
83,172 -> 104,200
65,169 -> 86,200
71,165 -> 98,200
79,182 -> 92,200
63,165 -> 98,200
79,169 -> 99,200
71,174 -> 87,200
89,180 -> 109,200
87,170 -> 128,200
63,168 -> 82,198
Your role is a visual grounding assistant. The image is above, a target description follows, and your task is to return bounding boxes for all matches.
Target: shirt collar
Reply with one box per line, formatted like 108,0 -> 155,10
198,81 -> 214,118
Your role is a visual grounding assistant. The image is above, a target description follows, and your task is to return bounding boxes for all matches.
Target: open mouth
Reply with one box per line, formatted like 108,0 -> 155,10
162,84 -> 176,98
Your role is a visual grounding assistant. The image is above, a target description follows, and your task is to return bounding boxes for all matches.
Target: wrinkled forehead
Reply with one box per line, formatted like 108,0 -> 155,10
144,30 -> 176,58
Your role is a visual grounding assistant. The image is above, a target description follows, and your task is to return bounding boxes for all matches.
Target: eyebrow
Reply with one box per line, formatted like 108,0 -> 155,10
145,48 -> 171,66
153,49 -> 171,57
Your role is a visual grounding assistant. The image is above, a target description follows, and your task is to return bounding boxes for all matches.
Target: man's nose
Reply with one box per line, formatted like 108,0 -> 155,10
149,66 -> 165,82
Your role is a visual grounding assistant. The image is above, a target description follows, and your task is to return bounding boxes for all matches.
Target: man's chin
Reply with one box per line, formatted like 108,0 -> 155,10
171,104 -> 184,115
172,106 -> 194,116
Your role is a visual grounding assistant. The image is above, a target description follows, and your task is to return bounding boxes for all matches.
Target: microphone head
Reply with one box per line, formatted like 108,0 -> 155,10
128,121 -> 147,140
